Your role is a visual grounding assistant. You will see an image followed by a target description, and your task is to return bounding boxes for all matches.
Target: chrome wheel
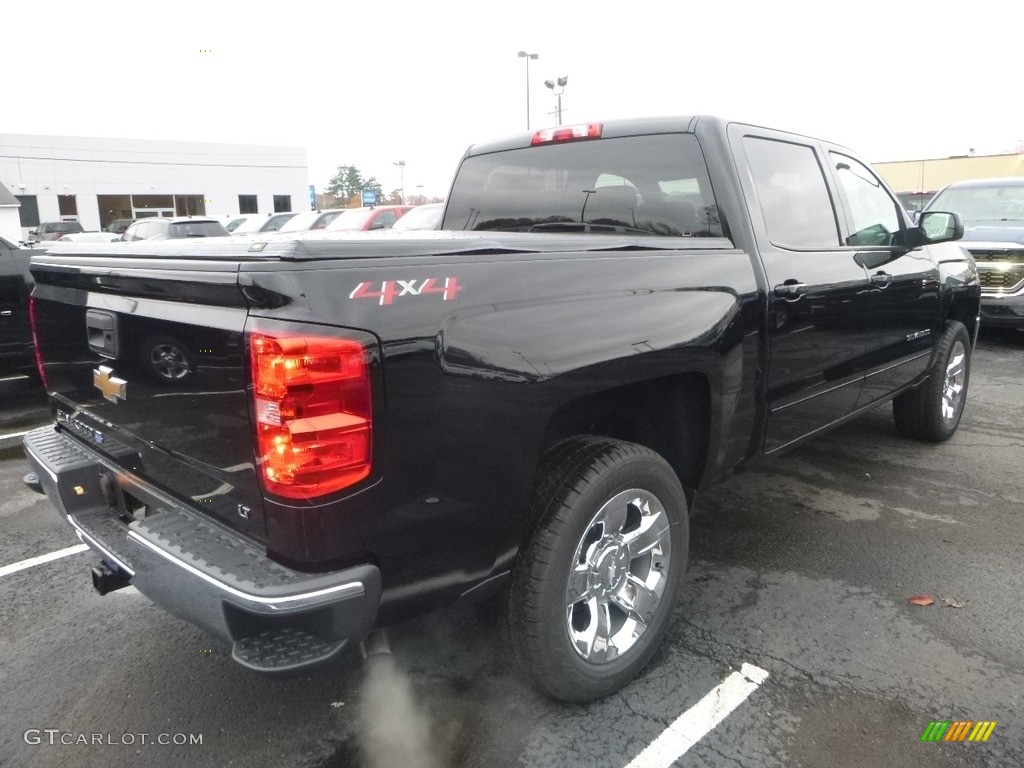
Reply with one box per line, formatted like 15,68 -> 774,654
893,320 -> 971,442
941,340 -> 966,423
565,488 -> 672,663
149,343 -> 190,380
508,438 -> 688,702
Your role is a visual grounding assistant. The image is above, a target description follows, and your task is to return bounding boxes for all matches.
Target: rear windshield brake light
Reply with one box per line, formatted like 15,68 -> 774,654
531,123 -> 603,145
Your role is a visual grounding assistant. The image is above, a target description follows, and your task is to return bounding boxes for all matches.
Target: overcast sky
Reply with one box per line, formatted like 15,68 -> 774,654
7,0 -> 1021,200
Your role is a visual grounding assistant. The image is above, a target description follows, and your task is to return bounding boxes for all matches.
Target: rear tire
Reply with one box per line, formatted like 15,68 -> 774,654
893,320 -> 971,442
506,437 -> 688,702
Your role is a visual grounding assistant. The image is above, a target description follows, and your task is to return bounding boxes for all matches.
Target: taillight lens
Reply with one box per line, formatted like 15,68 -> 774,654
250,332 -> 372,499
28,294 -> 49,390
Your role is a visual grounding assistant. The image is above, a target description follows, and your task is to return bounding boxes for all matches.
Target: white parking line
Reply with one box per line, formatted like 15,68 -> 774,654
0,544 -> 89,578
0,428 -> 33,442
625,662 -> 769,768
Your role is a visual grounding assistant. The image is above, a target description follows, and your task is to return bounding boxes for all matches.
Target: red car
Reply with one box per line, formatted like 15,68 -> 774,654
324,205 -> 412,232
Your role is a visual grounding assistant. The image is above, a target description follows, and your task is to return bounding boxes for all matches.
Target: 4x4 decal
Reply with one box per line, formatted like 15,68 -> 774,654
349,277 -> 463,306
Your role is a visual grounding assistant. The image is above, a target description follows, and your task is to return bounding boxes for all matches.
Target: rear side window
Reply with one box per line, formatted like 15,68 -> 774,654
371,210 -> 398,229
260,213 -> 297,232
444,134 -> 726,238
744,137 -> 840,249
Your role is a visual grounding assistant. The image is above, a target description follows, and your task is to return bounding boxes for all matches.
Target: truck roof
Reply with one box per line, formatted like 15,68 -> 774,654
464,116 -> 702,156
462,114 -> 846,160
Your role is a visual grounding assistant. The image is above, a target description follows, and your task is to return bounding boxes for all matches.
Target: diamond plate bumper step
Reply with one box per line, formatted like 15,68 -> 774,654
231,628 -> 347,673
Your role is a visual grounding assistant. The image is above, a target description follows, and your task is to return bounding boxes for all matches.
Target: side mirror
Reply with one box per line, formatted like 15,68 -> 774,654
918,211 -> 963,243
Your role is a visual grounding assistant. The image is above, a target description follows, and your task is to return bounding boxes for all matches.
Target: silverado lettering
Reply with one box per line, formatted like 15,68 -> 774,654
23,116 -> 980,703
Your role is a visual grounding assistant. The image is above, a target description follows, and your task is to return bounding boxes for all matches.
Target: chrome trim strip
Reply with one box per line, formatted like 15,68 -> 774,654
864,350 -> 931,379
69,517 -> 136,577
980,282 -> 1024,297
126,530 -> 365,606
770,376 -> 860,412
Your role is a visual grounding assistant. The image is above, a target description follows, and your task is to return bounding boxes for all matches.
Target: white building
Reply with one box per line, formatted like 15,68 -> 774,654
0,133 -> 311,241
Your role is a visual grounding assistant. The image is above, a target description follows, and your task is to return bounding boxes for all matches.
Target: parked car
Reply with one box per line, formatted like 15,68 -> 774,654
120,217 -> 230,241
105,219 -> 135,235
230,212 -> 299,235
323,205 -> 413,232
57,232 -> 123,243
921,177 -> 1024,328
389,202 -> 444,231
207,214 -> 251,233
30,221 -> 84,241
276,209 -> 350,233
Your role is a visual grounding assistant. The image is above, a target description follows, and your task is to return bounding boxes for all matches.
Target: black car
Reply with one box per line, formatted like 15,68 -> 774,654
922,177 -> 1024,328
120,217 -> 230,241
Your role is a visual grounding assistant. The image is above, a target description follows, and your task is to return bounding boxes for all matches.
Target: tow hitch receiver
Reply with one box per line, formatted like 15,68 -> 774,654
91,561 -> 132,595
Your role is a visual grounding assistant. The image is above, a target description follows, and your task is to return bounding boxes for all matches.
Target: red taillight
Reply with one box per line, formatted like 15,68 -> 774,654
28,295 -> 49,390
250,332 -> 372,500
531,122 -> 602,145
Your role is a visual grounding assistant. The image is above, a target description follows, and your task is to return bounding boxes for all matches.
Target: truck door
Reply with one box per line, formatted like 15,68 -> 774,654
735,130 -> 873,452
826,150 -> 941,407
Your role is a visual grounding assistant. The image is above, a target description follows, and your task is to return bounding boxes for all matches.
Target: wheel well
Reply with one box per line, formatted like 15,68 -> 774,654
539,373 -> 710,492
947,302 -> 977,343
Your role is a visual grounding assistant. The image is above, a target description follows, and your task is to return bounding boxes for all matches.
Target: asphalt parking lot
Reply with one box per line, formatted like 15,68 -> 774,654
1,328 -> 1022,768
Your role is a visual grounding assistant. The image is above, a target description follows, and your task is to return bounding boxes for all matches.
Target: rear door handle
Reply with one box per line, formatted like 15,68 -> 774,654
870,271 -> 894,287
773,281 -> 807,298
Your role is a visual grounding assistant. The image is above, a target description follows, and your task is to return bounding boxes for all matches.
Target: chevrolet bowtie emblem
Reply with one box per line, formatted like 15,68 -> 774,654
93,365 -> 128,403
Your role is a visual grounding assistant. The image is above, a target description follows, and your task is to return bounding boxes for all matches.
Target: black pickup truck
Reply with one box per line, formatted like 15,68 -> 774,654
23,116 -> 979,702
0,235 -> 45,390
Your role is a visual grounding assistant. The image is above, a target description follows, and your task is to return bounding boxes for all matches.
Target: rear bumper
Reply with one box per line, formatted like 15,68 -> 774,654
23,424 -> 381,672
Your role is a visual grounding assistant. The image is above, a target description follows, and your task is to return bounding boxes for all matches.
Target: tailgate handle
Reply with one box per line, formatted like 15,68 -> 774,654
86,309 -> 121,359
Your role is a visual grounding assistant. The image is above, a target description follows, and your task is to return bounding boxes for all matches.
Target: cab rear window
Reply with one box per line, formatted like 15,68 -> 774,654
444,134 -> 726,238
168,221 -> 229,238
45,222 -> 84,233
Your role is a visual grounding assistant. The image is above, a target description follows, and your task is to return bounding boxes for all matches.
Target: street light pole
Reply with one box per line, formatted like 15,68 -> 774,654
517,50 -> 539,130
393,160 -> 406,204
544,76 -> 568,125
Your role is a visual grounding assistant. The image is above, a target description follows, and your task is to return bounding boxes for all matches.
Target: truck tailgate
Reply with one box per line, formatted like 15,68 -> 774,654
29,254 -> 266,541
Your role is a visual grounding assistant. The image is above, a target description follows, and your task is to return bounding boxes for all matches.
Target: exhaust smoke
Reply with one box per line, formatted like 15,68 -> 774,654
358,631 -> 442,768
